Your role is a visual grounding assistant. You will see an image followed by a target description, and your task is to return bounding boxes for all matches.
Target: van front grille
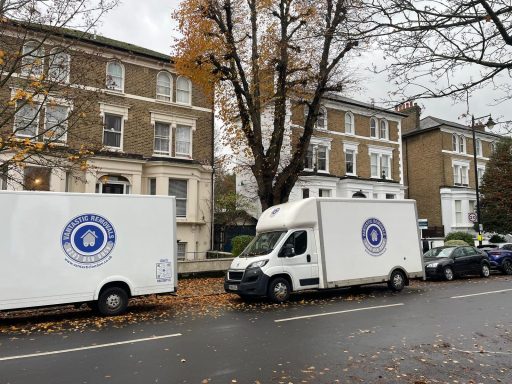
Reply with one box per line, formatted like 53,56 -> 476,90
228,271 -> 244,281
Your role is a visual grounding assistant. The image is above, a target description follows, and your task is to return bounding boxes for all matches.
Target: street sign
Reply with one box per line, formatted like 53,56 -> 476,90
468,212 -> 477,223
418,219 -> 428,229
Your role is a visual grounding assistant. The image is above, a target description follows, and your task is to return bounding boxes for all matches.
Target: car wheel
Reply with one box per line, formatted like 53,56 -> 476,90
97,287 -> 129,316
502,259 -> 512,275
480,263 -> 490,278
387,270 -> 406,292
443,266 -> 454,281
268,277 -> 291,303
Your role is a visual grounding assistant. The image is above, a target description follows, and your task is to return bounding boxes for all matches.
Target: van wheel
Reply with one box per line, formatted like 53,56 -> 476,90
480,263 -> 490,278
268,277 -> 291,303
387,270 -> 406,292
97,287 -> 129,316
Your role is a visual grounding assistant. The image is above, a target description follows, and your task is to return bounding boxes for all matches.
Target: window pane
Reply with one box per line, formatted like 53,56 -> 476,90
459,136 -> 465,153
304,145 -> 313,169
21,42 -> 44,77
177,242 -> 186,260
14,102 -> 39,137
345,150 -> 354,174
317,146 -> 327,171
290,230 -> 307,255
176,125 -> 191,155
302,188 -> 309,199
154,122 -> 170,155
319,189 -> 331,197
45,105 -> 68,141
149,178 -> 156,195
370,119 -> 377,137
345,113 -> 352,133
177,77 -> 191,104
169,179 -> 187,217
156,72 -> 171,101
48,52 -> 70,82
381,154 -> 390,178
455,200 -> 462,224
370,153 -> 379,177
380,120 -> 387,139
103,114 -> 122,147
106,62 -> 123,90
317,108 -> 326,129
452,135 -> 458,151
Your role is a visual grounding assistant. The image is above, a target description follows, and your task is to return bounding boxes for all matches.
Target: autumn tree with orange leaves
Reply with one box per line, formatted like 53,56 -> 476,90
174,0 -> 376,210
0,0 -> 117,189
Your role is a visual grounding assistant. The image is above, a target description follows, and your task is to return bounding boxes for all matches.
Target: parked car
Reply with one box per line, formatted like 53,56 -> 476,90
424,246 -> 491,281
481,245 -> 512,275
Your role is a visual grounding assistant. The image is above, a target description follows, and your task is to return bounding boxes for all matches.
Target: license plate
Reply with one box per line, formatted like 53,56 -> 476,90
228,284 -> 238,291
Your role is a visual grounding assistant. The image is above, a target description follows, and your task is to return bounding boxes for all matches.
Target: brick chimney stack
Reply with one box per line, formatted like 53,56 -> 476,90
395,101 -> 421,134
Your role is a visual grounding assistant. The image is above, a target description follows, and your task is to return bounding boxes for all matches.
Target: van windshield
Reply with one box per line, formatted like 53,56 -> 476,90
240,231 -> 287,257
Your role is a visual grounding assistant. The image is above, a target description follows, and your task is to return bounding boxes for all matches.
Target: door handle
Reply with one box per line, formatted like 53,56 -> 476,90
307,254 -> 311,262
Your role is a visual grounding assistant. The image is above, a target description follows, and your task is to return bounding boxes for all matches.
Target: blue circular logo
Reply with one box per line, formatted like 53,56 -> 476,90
362,218 -> 387,256
270,207 -> 280,217
61,214 -> 116,268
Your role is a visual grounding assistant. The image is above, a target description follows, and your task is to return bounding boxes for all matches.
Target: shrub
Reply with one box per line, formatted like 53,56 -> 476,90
231,235 -> 254,257
489,234 -> 506,244
445,231 -> 474,246
445,239 -> 469,246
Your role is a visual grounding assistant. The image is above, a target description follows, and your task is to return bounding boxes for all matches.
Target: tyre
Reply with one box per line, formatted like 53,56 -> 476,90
443,266 -> 454,281
501,259 -> 512,275
96,287 -> 129,316
267,277 -> 291,303
480,263 -> 490,278
387,270 -> 406,292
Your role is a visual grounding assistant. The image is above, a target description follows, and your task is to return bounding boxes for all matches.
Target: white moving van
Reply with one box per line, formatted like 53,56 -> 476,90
0,191 -> 177,315
225,198 -> 424,302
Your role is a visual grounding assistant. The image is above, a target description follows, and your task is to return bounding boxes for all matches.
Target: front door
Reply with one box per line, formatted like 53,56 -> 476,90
280,229 -> 319,290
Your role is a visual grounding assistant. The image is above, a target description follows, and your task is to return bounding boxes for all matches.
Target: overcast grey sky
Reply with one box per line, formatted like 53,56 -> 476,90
97,0 -> 511,128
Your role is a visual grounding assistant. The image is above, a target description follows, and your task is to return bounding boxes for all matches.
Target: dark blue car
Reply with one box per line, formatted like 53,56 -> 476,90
482,244 -> 512,275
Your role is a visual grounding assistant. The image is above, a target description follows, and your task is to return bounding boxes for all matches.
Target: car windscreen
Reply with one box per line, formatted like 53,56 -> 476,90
424,247 -> 446,257
240,231 -> 287,257
434,247 -> 456,258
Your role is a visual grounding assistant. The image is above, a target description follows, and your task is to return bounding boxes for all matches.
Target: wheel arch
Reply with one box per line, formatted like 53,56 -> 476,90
269,273 -> 294,291
94,277 -> 133,300
387,266 -> 410,286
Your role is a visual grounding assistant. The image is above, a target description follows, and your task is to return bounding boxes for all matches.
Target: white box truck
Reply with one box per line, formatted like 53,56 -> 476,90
0,191 -> 177,315
225,198 -> 424,302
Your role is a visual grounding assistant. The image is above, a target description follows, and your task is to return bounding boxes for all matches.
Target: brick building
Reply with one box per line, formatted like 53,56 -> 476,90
400,103 -> 502,237
237,95 -> 407,217
0,24 -> 214,260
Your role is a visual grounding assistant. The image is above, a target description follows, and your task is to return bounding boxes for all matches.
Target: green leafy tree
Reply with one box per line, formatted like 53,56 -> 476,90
480,138 -> 512,234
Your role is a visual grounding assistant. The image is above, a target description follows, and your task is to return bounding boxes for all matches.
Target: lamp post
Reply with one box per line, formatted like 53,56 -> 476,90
471,114 -> 495,246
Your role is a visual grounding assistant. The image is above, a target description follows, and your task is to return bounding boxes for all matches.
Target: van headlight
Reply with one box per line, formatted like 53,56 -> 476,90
426,262 -> 439,268
247,259 -> 269,269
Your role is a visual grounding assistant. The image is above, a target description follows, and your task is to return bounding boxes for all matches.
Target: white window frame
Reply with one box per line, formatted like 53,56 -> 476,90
106,61 -> 125,92
343,142 -> 359,176
177,242 -> 187,260
21,41 -> 44,78
13,101 -> 40,138
475,138 -> 482,157
317,106 -> 327,130
175,124 -> 193,158
99,103 -> 128,151
96,175 -> 131,194
306,137 -> 332,173
452,134 -> 458,152
43,104 -> 70,143
319,189 -> 331,197
370,117 -> 378,138
368,146 -> 393,179
176,76 -> 192,105
345,111 -> 354,134
169,178 -> 188,218
316,145 -> 328,172
454,200 -> 462,225
379,119 -> 389,140
48,48 -> 70,83
477,166 -> 485,184
304,144 -> 314,171
452,159 -> 470,186
156,71 -> 172,102
153,122 -> 171,156
150,111 -> 196,158
459,134 -> 466,154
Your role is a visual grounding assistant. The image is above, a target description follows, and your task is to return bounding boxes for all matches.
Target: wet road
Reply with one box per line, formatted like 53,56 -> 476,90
1,275 -> 511,383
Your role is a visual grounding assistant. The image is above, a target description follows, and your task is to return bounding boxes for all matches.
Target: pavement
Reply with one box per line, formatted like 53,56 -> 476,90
0,275 -> 511,384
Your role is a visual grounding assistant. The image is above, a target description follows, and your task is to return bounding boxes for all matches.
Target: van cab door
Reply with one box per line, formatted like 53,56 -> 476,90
279,229 -> 319,290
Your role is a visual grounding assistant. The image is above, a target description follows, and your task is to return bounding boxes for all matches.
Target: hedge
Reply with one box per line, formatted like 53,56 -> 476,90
444,231 -> 474,246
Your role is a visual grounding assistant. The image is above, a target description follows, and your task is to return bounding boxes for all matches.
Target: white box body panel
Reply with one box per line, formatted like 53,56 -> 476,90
0,191 -> 177,311
316,199 -> 423,288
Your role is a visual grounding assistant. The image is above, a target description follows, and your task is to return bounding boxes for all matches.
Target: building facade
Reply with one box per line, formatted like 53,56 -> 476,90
237,95 -> 407,217
0,25 -> 214,260
401,103 -> 502,236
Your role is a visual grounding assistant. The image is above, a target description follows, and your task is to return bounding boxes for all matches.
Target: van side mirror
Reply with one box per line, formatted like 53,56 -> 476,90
279,244 -> 295,258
